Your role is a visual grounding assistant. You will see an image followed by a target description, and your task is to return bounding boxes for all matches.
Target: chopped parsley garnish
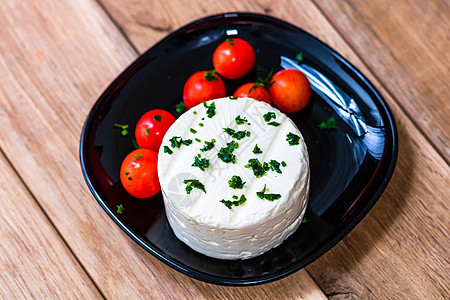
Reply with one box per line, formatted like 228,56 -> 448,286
263,112 -> 277,122
132,139 -> 140,149
133,154 -> 143,161
256,184 -> 281,201
221,195 -> 247,209
252,144 -> 263,154
295,52 -> 304,64
245,158 -> 267,177
192,154 -> 210,171
175,101 -> 187,116
302,217 -> 309,224
268,160 -> 283,174
124,172 -> 129,175
114,123 -> 129,136
183,179 -> 206,194
190,128 -> 197,134
218,141 -> 239,163
286,132 -> 301,146
267,121 -> 281,127
228,175 -> 246,189
204,101 -> 216,118
195,138 -> 201,143
223,128 -> 251,140
226,38 -> 235,46
169,136 -> 193,148
200,139 -> 216,152
281,161 -> 286,167
116,204 -> 124,214
319,117 -> 337,130
235,115 -> 248,125
199,123 -> 204,127
163,146 -> 173,154
229,96 -> 238,100
144,128 -> 150,135
193,111 -> 197,115
153,115 -> 162,122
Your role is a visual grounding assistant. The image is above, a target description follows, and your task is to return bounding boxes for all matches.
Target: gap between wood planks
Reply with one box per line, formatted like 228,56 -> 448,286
310,0 -> 449,166
0,147 -> 107,299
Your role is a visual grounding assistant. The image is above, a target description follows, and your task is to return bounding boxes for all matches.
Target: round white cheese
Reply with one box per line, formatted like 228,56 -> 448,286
158,97 -> 309,259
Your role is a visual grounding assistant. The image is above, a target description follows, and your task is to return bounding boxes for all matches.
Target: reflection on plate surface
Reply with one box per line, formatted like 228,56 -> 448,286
80,13 -> 397,285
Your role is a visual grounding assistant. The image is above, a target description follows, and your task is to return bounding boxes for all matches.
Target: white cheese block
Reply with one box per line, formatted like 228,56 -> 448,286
158,97 -> 309,260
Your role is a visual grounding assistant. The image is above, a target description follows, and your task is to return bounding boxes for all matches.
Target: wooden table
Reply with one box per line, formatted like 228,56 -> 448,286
1,0 -> 448,298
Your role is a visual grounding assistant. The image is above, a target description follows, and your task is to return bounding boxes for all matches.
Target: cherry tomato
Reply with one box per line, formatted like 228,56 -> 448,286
183,70 -> 226,109
268,69 -> 312,113
120,148 -> 160,198
213,38 -> 255,79
135,109 -> 176,152
233,83 -> 271,104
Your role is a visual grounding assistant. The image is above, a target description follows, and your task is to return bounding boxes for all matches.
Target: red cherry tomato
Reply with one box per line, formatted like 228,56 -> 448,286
135,109 -> 176,152
120,148 -> 160,198
233,83 -> 271,104
268,69 -> 312,113
183,70 -> 226,109
213,38 -> 255,79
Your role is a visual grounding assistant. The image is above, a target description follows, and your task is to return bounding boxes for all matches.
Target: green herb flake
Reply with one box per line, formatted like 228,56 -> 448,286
232,195 -> 239,200
295,52 -> 304,64
223,128 -> 251,140
268,160 -> 283,174
193,111 -> 197,115
286,132 -> 301,146
217,141 -> 239,164
204,101 -> 216,118
302,217 -> 309,224
228,175 -> 246,189
175,101 -> 187,116
235,115 -> 248,125
114,123 -> 129,136
319,117 -> 337,130
153,115 -> 162,122
192,154 -> 210,171
195,138 -> 201,143
133,154 -> 143,161
263,112 -> 277,122
256,184 -> 281,201
144,128 -> 150,135
163,146 -> 173,155
169,136 -> 193,148
183,179 -> 206,194
200,139 -> 216,152
245,158 -> 266,178
252,144 -> 263,154
229,96 -> 238,100
190,128 -> 197,134
221,195 -> 247,209
116,204 -> 124,214
267,121 -> 281,127
281,161 -> 286,167
124,172 -> 129,175
127,177 -> 132,180
132,139 -> 140,149
199,123 -> 204,127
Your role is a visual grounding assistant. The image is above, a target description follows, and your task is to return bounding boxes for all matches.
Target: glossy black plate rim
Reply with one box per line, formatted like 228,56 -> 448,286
79,12 -> 398,286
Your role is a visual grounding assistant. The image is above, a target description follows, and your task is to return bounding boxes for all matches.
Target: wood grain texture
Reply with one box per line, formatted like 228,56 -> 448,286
0,0 -> 325,298
0,152 -> 101,298
313,0 -> 450,163
94,0 -> 450,298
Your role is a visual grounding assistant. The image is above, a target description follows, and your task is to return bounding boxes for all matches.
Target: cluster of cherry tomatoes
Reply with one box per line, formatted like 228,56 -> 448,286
184,38 -> 311,112
120,37 -> 312,199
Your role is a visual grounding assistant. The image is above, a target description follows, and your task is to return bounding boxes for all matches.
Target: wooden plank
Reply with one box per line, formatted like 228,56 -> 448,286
0,152 -> 101,298
313,0 -> 450,162
95,0 -> 450,298
0,0 -> 326,298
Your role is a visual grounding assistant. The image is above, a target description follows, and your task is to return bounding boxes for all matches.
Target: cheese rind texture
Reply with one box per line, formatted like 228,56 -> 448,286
158,97 -> 309,259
